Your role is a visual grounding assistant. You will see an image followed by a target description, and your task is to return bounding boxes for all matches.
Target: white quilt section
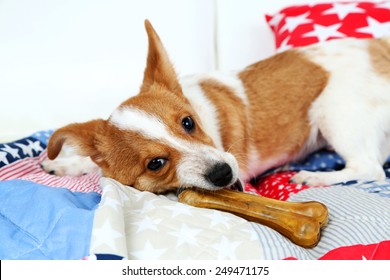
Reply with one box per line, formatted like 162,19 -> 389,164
89,178 -> 265,259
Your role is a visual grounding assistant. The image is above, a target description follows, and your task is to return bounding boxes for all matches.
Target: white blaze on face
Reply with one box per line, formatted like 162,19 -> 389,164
110,107 -> 190,152
110,106 -> 238,189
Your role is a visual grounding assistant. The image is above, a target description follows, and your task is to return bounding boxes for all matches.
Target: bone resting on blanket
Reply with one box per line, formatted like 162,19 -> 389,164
178,188 -> 328,248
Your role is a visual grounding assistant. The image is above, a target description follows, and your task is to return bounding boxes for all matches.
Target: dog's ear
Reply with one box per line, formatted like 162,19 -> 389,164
141,20 -> 182,94
47,119 -> 105,161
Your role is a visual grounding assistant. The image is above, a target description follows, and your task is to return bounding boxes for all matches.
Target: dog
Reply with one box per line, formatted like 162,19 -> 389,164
42,20 -> 390,194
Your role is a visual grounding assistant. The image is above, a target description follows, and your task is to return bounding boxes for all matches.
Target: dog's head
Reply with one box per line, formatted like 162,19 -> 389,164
47,20 -> 240,193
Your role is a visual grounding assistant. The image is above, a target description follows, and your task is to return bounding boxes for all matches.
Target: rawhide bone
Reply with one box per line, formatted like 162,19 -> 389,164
178,188 -> 328,248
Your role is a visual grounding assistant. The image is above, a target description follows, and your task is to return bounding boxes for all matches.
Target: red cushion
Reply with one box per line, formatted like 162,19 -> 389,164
266,1 -> 390,52
244,171 -> 315,201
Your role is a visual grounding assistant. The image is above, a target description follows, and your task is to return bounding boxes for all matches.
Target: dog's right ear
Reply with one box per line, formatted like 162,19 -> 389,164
141,20 -> 182,94
47,119 -> 105,161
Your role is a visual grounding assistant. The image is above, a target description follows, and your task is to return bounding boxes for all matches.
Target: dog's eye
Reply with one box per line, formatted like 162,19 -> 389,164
182,116 -> 195,133
147,158 -> 167,171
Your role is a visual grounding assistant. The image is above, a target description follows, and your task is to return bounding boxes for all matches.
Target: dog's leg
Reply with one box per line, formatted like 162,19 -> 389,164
291,162 -> 385,186
291,85 -> 389,186
291,134 -> 387,186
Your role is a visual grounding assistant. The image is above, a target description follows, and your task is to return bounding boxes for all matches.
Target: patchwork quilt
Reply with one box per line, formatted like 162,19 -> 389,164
1,130 -> 389,260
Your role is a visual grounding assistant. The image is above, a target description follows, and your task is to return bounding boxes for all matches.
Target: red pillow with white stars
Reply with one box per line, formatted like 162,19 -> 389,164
266,1 -> 390,52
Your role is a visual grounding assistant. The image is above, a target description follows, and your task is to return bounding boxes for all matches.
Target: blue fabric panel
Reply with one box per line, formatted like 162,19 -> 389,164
0,180 -> 100,259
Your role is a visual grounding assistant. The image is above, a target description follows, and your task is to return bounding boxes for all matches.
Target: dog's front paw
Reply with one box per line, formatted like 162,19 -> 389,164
41,155 -> 99,177
289,171 -> 328,186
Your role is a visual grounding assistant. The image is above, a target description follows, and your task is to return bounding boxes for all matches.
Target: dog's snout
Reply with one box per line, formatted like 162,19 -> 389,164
206,162 -> 233,187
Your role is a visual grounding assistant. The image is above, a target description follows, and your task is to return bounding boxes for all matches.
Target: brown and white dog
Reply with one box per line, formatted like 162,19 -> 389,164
42,20 -> 390,193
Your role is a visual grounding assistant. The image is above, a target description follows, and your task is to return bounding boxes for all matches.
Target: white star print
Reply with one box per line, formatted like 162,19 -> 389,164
322,3 -> 365,20
268,13 -> 284,28
130,241 -> 166,259
163,203 -> 194,218
14,140 -> 43,157
1,144 -> 20,159
277,36 -> 293,53
206,210 -> 235,228
130,216 -> 162,233
375,2 -> 390,10
238,225 -> 260,241
356,17 -> 390,37
168,224 -> 202,246
29,140 -> 44,153
101,196 -> 122,212
0,151 -> 9,165
211,236 -> 241,259
100,182 -> 113,191
303,23 -> 345,42
279,12 -> 313,33
134,190 -> 156,202
117,188 -> 131,204
92,219 -> 123,251
136,199 -> 159,215
15,143 -> 33,157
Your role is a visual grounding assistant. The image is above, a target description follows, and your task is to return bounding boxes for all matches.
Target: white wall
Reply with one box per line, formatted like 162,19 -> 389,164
1,0 -> 384,142
0,0 -> 215,141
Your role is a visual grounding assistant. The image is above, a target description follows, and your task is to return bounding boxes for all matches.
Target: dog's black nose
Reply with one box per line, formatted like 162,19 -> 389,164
206,163 -> 233,187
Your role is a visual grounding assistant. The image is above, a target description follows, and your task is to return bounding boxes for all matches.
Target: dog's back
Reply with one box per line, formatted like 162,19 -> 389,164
180,37 -> 390,184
